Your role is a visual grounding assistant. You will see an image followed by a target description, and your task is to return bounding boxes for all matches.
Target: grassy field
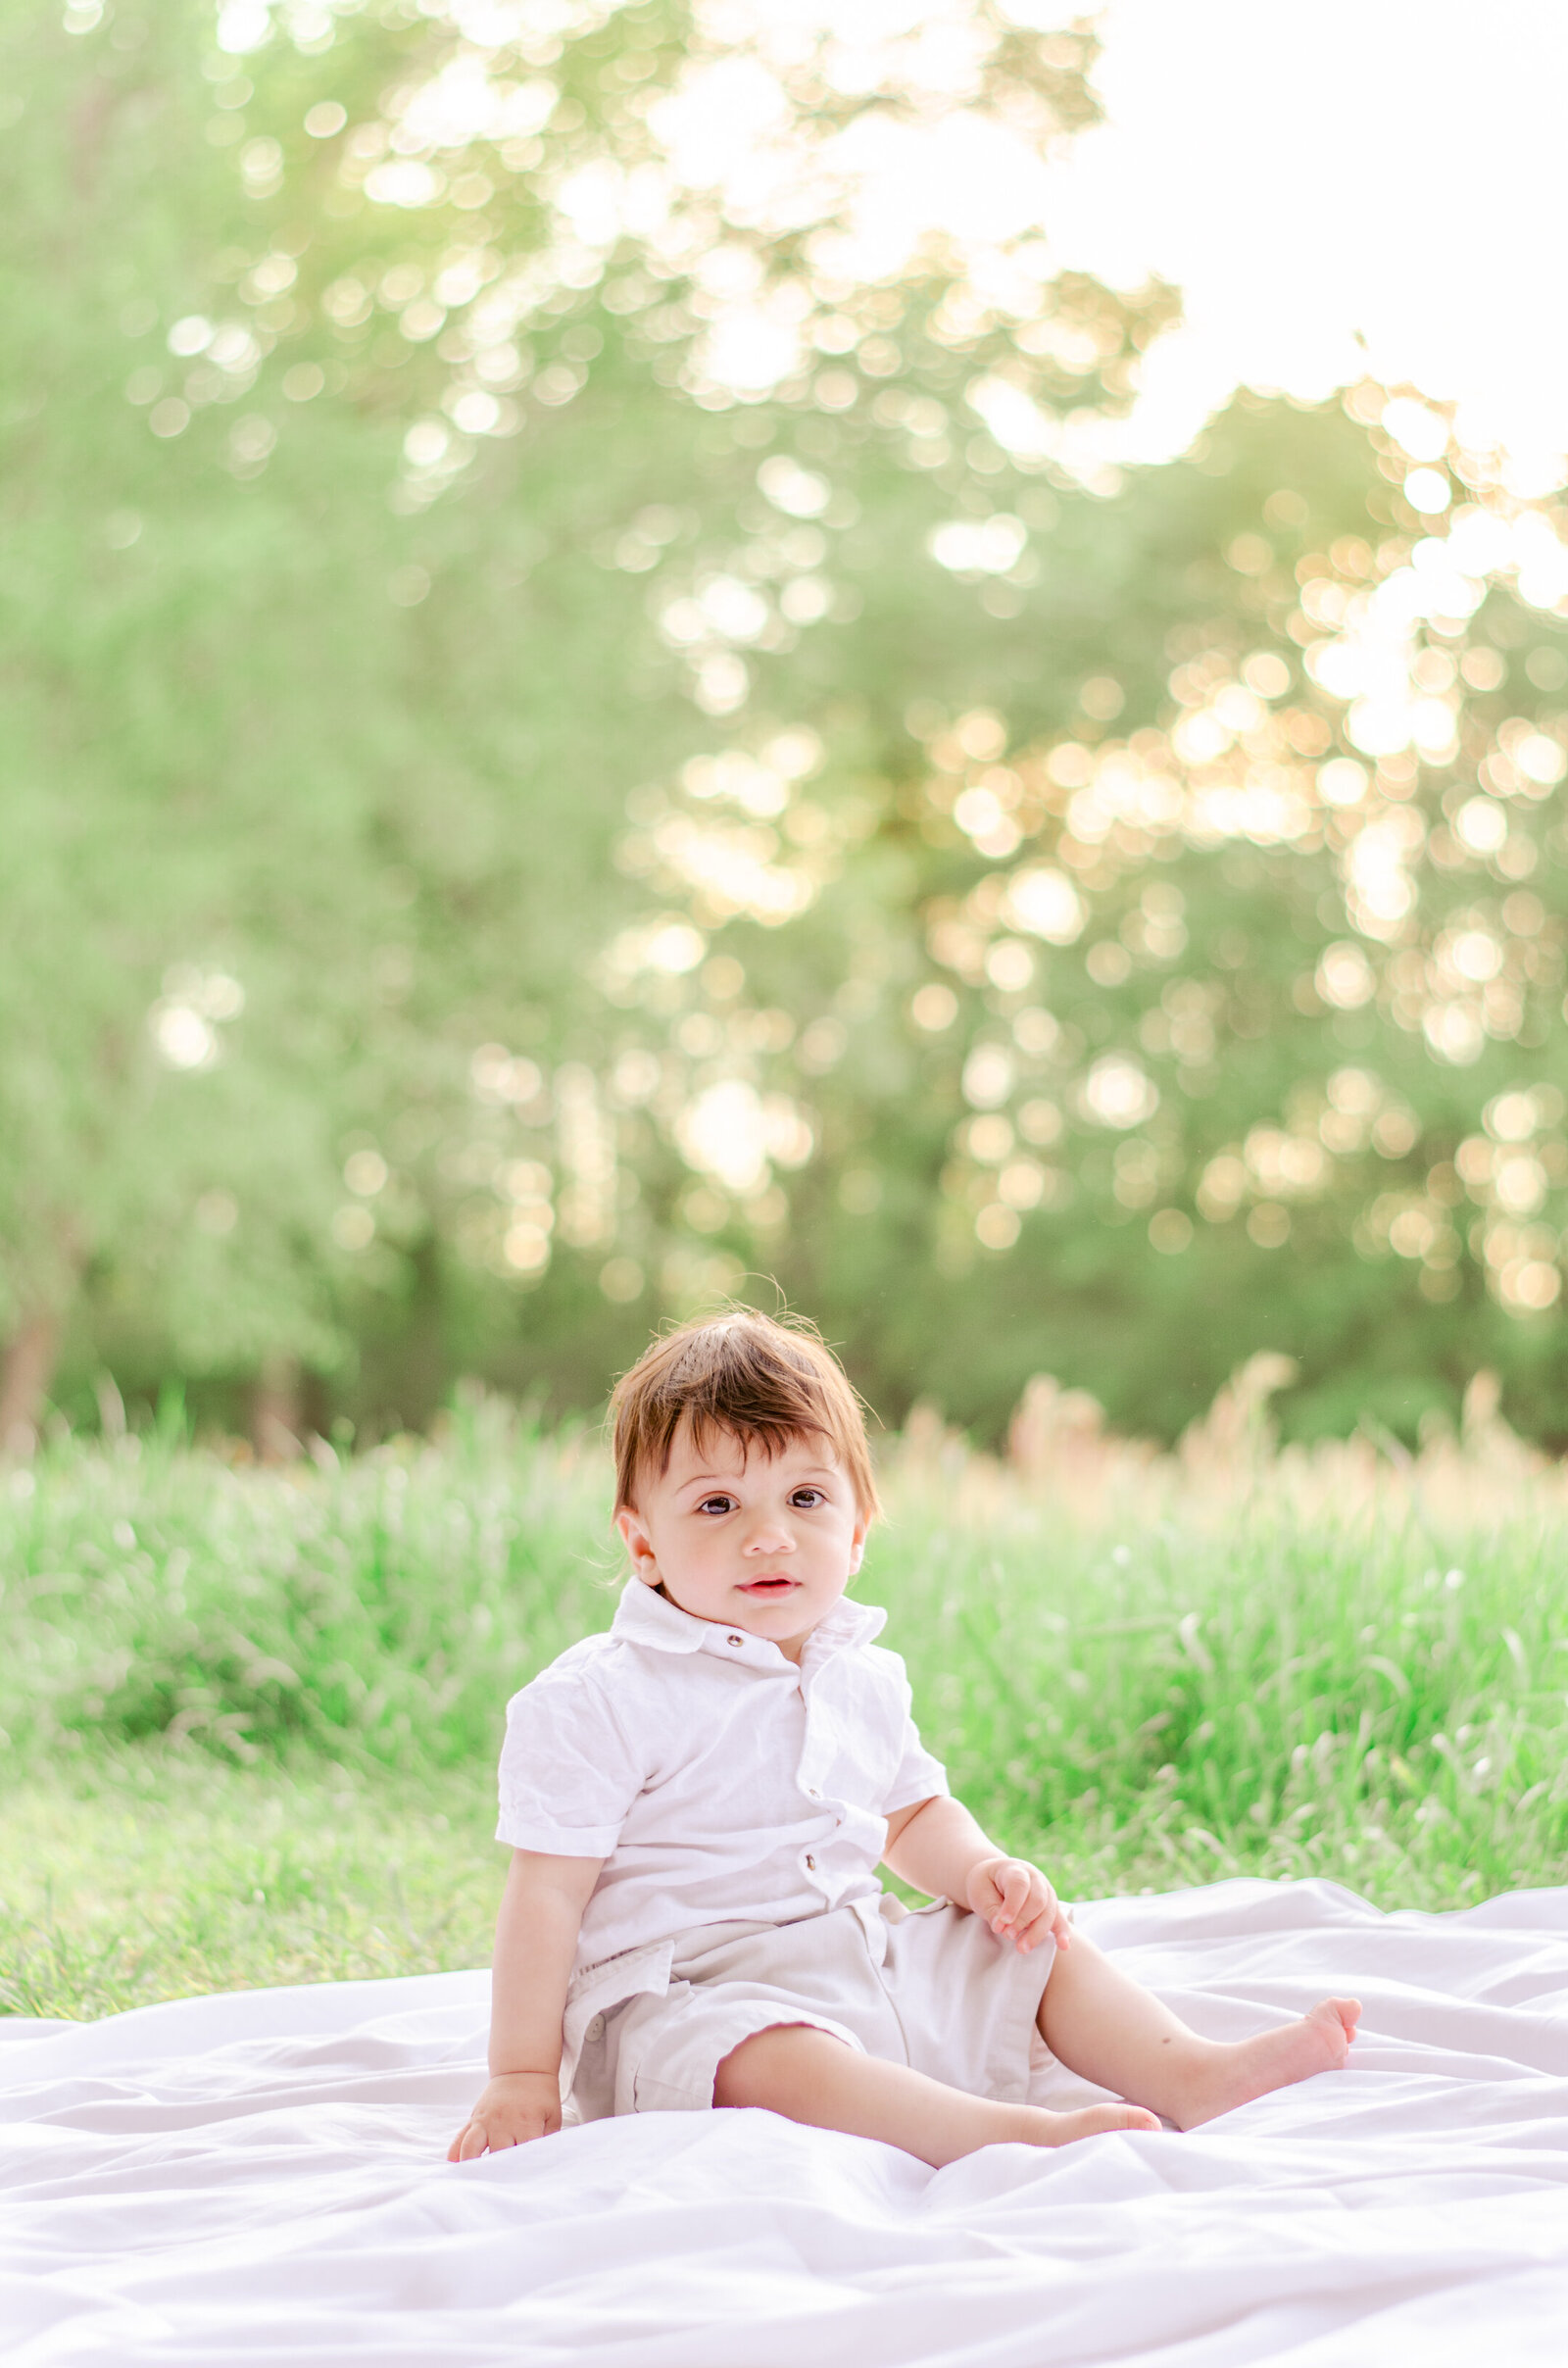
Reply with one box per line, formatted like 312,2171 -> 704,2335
4,1383 -> 1567,2019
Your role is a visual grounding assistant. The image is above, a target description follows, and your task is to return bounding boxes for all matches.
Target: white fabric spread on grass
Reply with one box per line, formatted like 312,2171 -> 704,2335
3,1878 -> 1567,2366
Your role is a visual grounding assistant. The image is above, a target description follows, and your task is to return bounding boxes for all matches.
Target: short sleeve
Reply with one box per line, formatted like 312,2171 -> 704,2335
883,1707 -> 950,1815
496,1659 -> 646,1858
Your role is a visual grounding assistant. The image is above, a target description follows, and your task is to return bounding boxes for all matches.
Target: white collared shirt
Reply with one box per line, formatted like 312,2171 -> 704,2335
496,1579 -> 949,1973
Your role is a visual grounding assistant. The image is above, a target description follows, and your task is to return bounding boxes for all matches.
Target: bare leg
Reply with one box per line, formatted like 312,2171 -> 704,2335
1039,1930 -> 1360,2130
714,2024 -> 1159,2168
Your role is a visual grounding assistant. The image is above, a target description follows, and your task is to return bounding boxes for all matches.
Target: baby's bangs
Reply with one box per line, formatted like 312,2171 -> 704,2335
672,1409 -> 838,1476
611,1307 -> 880,1515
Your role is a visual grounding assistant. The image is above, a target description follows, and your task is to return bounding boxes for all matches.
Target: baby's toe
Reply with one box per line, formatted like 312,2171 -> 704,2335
1305,1998 -> 1359,2066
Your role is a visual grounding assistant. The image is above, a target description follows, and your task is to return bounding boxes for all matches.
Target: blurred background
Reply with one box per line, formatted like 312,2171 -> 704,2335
6,0 -> 1568,1457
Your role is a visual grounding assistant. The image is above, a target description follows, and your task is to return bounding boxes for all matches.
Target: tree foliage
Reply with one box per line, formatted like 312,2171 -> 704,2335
4,1 -> 1568,1449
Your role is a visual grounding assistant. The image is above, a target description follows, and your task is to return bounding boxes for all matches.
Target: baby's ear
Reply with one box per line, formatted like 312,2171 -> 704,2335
614,1503 -> 661,1583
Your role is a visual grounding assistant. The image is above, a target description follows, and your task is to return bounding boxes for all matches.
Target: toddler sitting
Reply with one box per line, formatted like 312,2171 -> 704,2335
451,1310 -> 1358,2167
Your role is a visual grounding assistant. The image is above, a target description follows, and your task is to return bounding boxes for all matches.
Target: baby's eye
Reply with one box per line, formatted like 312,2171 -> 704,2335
696,1495 -> 737,1515
790,1488 -> 825,1507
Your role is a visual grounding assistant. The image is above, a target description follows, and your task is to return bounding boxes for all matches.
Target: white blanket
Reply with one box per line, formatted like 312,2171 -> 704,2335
3,1878 -> 1567,2366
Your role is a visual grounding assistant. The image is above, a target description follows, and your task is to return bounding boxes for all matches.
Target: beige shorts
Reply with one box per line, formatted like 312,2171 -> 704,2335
569,1896 -> 1056,2121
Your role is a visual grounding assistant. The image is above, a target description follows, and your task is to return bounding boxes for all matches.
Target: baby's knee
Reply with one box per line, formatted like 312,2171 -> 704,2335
711,2021 -> 839,2108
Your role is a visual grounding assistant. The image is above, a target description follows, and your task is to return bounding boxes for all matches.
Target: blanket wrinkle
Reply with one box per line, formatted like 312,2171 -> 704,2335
4,1877 -> 1568,2365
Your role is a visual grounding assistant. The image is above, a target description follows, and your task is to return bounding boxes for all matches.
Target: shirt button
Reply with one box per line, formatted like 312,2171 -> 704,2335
806,1785 -> 820,1798
726,1634 -> 744,1648
586,2014 -> 606,2043
805,1853 -> 817,1871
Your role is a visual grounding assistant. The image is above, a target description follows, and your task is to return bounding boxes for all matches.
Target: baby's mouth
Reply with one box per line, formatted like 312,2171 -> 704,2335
739,1576 -> 800,1596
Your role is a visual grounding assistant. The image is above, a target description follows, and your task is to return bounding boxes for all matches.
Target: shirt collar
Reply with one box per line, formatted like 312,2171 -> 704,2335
612,1577 -> 886,1664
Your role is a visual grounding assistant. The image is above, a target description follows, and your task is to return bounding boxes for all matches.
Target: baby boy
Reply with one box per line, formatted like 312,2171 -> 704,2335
452,1310 -> 1357,2167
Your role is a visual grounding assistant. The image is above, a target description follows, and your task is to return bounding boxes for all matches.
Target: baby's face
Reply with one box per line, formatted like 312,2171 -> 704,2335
615,1425 -> 868,1664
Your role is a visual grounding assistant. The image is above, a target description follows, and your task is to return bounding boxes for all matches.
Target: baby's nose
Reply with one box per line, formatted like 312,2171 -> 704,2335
743,1516 -> 794,1550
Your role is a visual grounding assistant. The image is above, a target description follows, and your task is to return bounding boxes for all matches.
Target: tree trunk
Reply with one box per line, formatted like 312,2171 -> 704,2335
252,1353 -> 303,1463
0,1308 -> 61,1458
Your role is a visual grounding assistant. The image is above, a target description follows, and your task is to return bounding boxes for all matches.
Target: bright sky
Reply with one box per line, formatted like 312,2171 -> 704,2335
1051,0 -> 1568,479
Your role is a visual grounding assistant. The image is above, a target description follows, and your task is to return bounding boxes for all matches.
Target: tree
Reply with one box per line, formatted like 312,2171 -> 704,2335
583,385 -> 1568,1442
7,0 -> 1177,1436
10,2 -> 1568,1448
0,6 -> 467,1440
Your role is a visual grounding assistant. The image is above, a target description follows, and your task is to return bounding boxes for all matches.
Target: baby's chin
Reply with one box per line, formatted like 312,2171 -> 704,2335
730,1580 -> 849,1626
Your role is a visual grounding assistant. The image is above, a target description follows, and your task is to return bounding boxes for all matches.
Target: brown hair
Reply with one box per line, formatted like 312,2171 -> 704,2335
609,1307 -> 880,1517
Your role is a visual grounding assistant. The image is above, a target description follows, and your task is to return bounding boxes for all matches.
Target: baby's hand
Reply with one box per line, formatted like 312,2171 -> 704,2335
966,1855 -> 1071,1954
448,2069 -> 562,2160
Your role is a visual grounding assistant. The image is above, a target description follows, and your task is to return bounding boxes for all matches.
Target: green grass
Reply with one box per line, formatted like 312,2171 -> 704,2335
4,1399 -> 1567,2017
0,1753 -> 502,2020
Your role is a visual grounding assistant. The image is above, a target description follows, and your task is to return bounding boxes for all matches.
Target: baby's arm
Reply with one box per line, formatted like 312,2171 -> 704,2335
882,1796 -> 1070,1955
448,1848 -> 602,2159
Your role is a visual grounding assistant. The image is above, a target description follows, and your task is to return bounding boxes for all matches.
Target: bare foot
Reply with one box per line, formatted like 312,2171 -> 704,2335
1016,2100 -> 1163,2146
1168,1998 -> 1361,2130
